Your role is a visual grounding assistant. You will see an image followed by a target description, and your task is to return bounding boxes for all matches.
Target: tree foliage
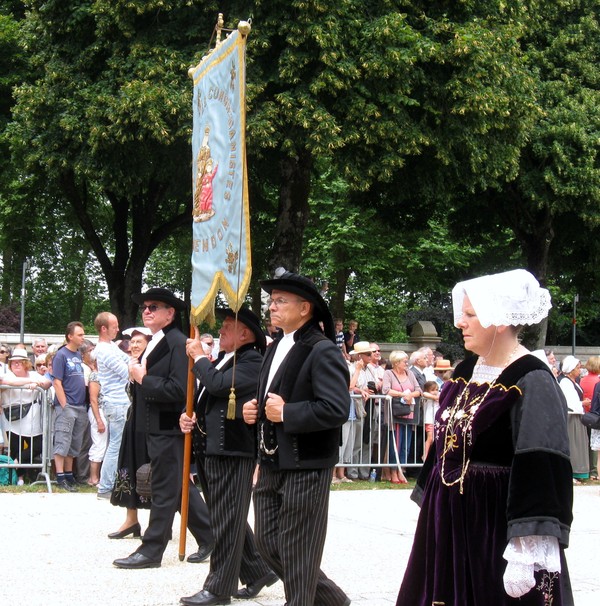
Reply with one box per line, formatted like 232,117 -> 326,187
7,0 -> 219,326
0,0 -> 599,354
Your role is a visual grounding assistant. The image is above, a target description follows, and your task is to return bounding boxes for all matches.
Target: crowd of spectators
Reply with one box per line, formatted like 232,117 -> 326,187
0,323 -> 130,490
328,325 -> 600,486
330,324 -> 456,484
1,330 -> 600,488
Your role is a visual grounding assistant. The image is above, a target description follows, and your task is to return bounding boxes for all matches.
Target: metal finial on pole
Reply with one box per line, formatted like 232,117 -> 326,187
216,13 -> 224,45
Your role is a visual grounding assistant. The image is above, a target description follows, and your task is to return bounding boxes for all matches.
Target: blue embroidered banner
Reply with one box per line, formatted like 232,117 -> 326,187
189,27 -> 251,325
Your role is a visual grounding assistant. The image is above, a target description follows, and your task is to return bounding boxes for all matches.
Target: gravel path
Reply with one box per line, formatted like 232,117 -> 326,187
3,485 -> 598,605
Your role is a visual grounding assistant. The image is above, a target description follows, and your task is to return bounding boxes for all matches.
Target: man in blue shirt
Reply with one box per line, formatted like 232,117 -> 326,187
52,321 -> 88,491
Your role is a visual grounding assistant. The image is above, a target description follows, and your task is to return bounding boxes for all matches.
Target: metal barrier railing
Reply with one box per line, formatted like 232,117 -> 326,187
336,394 -> 425,479
0,385 -> 53,492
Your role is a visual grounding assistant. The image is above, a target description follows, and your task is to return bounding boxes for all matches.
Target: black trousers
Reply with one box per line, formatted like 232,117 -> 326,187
197,455 -> 272,596
8,432 -> 42,479
137,433 -> 213,561
253,466 -> 348,606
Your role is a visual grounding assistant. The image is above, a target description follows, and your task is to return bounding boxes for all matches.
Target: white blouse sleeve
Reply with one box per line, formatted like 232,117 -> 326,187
502,535 -> 561,598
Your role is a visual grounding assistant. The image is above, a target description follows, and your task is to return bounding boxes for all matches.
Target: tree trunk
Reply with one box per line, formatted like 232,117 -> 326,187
267,152 -> 312,275
60,170 -> 189,329
331,251 -> 351,320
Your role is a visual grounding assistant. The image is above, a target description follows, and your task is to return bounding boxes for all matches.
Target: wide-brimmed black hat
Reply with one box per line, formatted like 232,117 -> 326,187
216,306 -> 267,354
131,287 -> 186,311
260,268 -> 335,341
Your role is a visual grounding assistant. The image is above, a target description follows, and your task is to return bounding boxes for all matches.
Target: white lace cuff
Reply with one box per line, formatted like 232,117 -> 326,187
502,536 -> 561,598
503,535 -> 560,598
503,535 -> 561,572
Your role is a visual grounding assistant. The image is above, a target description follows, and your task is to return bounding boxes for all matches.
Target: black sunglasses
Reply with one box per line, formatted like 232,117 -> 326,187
139,304 -> 169,313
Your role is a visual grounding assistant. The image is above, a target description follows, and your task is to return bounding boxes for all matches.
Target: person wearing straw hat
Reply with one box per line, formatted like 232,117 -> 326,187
1,347 -> 51,485
433,358 -> 453,387
243,269 -> 350,606
178,306 -> 276,606
113,288 -> 213,570
397,269 -> 574,605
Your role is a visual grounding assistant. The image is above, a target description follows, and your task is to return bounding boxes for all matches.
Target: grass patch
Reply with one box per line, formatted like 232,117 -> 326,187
329,478 -> 417,491
0,482 -> 98,494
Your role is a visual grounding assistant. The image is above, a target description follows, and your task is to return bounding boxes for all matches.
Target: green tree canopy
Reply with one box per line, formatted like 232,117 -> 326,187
1,0 -> 599,353
8,0 -> 219,326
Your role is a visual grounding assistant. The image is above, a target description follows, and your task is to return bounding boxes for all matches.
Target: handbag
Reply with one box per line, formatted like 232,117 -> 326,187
3,403 -> 32,422
391,397 -> 411,419
581,411 -> 600,430
135,463 -> 152,498
389,370 -> 412,419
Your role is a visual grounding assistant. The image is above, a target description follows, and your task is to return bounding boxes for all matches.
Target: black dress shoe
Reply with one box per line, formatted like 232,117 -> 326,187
56,478 -> 78,492
234,571 -> 279,599
186,543 -> 214,563
113,552 -> 161,569
108,523 -> 142,539
179,589 -> 230,605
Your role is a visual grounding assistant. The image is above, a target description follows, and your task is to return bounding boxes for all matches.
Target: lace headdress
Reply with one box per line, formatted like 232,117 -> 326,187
452,269 -> 552,328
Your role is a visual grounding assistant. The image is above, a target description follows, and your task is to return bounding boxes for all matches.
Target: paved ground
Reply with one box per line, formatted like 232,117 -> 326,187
3,484 -> 598,605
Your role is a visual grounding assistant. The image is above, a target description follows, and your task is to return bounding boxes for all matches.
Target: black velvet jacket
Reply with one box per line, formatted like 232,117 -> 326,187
134,322 -> 188,436
257,320 -> 350,470
414,354 -> 573,547
191,343 -> 262,459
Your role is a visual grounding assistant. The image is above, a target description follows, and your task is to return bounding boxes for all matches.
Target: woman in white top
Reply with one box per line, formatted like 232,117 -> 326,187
1,348 -> 51,484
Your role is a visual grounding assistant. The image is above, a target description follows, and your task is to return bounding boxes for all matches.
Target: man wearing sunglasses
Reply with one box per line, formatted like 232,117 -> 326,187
113,288 -> 213,570
0,345 -> 9,377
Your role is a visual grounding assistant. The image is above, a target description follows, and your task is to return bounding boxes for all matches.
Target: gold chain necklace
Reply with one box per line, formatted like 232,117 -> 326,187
439,343 -> 520,494
439,378 -> 496,494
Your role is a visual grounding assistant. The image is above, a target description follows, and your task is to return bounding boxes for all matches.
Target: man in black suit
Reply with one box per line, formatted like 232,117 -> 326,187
243,270 -> 351,606
113,288 -> 213,569
179,307 -> 277,606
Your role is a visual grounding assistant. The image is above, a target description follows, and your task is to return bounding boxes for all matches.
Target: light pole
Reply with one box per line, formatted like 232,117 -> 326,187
20,259 -> 30,344
572,293 -> 579,356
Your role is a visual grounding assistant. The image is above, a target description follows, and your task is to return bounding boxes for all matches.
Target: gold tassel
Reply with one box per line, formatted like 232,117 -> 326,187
227,387 -> 236,420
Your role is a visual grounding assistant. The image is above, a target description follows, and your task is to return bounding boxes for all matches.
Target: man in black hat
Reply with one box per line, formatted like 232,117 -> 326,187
113,288 -> 213,570
179,307 -> 277,606
243,269 -> 350,606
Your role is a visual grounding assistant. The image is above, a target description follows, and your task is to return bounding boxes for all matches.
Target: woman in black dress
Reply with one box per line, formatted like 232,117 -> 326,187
108,329 -> 152,538
397,269 -> 574,606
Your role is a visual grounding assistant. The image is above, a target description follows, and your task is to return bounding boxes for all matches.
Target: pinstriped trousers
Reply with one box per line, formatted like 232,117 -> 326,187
197,456 -> 272,596
254,466 -> 349,606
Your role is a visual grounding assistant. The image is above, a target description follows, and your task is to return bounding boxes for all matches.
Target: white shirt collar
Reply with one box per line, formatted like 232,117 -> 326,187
141,329 -> 165,361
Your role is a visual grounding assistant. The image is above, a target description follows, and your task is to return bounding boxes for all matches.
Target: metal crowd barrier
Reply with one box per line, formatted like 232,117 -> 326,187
337,393 -> 426,479
0,385 -> 53,492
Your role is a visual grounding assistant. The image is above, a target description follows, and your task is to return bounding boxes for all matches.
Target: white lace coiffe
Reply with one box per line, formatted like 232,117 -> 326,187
452,269 -> 552,329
